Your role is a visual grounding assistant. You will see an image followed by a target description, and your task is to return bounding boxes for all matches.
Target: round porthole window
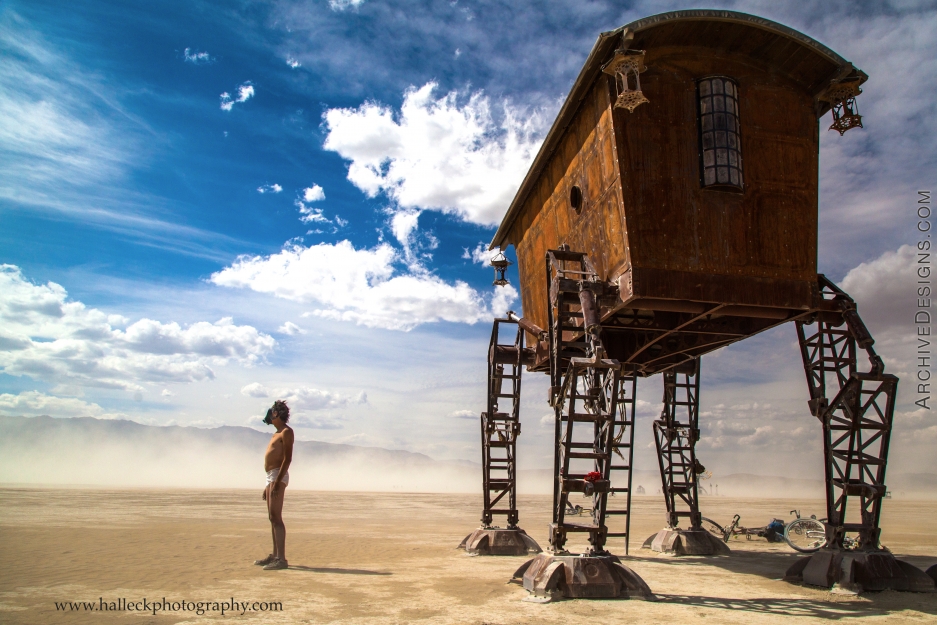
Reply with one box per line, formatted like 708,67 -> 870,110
570,185 -> 583,214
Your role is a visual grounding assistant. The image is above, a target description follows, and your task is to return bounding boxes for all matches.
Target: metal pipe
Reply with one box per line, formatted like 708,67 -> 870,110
507,310 -> 548,341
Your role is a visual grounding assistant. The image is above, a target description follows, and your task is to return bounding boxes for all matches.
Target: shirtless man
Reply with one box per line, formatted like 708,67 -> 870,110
253,400 -> 294,570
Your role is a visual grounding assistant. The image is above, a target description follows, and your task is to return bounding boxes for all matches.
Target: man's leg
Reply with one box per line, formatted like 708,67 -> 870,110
266,483 -> 278,558
267,484 -> 287,563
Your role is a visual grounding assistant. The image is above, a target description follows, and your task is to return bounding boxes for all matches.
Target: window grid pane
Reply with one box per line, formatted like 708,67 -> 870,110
698,76 -> 743,190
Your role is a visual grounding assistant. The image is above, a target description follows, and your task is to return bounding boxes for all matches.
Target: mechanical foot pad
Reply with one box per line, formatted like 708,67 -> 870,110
785,549 -> 935,593
458,528 -> 542,556
642,528 -> 731,555
512,553 -> 654,601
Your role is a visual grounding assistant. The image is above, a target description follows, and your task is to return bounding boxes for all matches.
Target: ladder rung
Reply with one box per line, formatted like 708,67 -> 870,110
567,452 -> 609,460
567,414 -> 602,422
558,522 -> 600,531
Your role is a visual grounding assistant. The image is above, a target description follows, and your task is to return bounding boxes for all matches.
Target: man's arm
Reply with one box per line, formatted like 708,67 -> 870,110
272,428 -> 294,491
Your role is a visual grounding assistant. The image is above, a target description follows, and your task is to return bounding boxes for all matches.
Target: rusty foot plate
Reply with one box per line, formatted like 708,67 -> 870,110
511,553 -> 654,602
785,550 -> 935,593
642,528 -> 731,555
458,528 -> 542,556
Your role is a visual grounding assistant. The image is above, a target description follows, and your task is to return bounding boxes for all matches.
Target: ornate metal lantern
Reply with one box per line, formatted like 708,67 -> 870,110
490,250 -> 511,286
601,48 -> 649,113
819,78 -> 863,135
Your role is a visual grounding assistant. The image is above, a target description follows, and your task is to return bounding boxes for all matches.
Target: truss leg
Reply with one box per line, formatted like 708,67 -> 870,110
643,358 -> 728,555
784,277 -> 932,592
460,318 -> 541,556
514,248 -> 652,600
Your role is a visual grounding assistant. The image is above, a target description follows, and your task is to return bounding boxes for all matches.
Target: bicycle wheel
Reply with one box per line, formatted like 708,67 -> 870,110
700,517 -> 728,542
784,518 -> 827,552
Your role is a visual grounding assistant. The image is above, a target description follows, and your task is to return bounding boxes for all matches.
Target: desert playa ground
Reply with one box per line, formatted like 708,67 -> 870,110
1,488 -> 936,624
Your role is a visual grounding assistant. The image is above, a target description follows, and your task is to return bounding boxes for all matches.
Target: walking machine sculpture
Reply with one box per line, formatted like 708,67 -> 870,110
458,11 -> 935,599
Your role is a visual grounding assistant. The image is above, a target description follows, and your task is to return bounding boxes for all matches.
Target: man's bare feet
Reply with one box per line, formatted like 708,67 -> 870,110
253,554 -> 276,566
262,558 -> 288,570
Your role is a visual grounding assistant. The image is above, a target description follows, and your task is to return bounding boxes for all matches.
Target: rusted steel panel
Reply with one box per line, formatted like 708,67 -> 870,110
511,77 -> 627,326
626,266 -> 817,309
612,48 -> 818,305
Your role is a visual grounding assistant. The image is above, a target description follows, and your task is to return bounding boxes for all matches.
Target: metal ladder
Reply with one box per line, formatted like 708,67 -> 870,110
653,360 -> 704,530
605,372 -> 638,553
480,318 -> 524,528
546,248 -> 634,555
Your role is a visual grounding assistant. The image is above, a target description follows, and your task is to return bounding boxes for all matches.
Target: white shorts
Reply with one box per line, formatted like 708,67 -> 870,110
266,468 -> 289,487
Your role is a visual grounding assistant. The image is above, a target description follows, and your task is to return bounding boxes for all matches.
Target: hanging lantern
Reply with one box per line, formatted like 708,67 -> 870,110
490,250 -> 511,287
601,49 -> 649,113
819,78 -> 863,136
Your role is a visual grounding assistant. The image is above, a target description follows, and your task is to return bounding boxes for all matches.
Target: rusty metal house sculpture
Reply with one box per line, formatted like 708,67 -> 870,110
468,10 -> 934,599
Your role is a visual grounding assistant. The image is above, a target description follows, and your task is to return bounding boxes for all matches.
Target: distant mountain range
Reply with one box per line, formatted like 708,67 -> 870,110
0,415 -> 477,492
1,415 -> 934,498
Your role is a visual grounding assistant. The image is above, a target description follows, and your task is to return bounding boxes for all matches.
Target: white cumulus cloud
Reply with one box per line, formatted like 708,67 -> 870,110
0,391 -> 126,419
286,56 -> 301,69
210,241 -> 517,331
838,244 -> 923,377
302,185 -> 325,202
295,185 -> 327,223
0,265 -> 275,392
257,184 -> 283,194
240,383 -> 366,411
277,321 -> 306,335
220,82 -> 254,111
322,82 -> 542,225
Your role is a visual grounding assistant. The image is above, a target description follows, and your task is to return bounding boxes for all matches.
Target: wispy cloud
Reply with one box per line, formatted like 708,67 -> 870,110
0,12 -> 246,261
323,82 -> 543,226
220,81 -> 254,111
183,47 -> 213,64
0,13 -> 131,191
329,0 -> 365,11
286,56 -> 301,69
257,183 -> 283,194
462,242 -> 494,265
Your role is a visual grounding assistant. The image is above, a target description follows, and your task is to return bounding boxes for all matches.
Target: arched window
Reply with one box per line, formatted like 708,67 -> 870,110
697,76 -> 743,190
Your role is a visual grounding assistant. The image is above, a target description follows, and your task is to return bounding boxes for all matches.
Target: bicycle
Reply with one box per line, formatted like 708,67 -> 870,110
701,511 -> 827,553
784,510 -> 827,553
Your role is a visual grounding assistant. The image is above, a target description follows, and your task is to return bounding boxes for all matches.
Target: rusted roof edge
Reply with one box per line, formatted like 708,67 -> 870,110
489,9 -> 862,251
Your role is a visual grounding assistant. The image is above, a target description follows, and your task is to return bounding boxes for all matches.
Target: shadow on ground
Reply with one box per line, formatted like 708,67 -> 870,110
628,548 -> 937,583
656,593 -> 937,619
622,547 -> 937,619
288,565 -> 391,576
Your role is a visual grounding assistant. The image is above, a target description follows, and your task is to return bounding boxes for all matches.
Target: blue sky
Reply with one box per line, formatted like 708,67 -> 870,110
1,0 -> 936,479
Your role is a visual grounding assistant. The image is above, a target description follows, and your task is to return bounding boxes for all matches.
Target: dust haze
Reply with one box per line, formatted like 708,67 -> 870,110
2,416 -> 935,500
